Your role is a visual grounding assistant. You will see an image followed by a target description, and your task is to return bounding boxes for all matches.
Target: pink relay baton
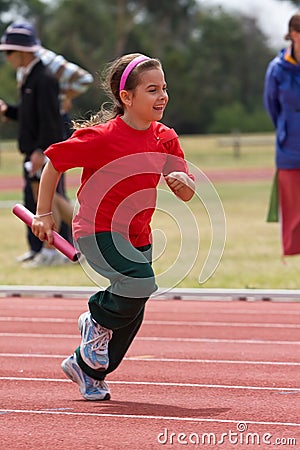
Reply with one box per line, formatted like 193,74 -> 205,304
12,203 -> 80,262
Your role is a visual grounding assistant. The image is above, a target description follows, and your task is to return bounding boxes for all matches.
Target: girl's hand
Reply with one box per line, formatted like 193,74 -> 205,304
165,171 -> 195,201
31,215 -> 56,245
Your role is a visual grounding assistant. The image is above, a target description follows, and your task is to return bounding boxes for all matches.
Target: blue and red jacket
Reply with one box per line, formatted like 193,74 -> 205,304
264,47 -> 300,169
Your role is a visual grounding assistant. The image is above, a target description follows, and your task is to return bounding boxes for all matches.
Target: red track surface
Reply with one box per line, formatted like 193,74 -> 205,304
0,167 -> 273,192
0,296 -> 299,449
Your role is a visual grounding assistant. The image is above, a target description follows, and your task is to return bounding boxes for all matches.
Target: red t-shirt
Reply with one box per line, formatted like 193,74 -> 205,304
45,116 -> 192,247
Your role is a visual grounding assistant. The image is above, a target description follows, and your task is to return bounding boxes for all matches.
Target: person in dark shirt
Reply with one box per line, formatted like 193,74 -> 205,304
0,21 -> 70,266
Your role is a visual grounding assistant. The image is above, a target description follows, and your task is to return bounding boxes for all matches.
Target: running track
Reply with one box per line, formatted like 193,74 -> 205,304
0,167 -> 274,192
0,296 -> 299,449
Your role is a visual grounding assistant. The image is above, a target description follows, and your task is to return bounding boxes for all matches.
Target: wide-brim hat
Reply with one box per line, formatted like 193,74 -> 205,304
0,21 -> 40,52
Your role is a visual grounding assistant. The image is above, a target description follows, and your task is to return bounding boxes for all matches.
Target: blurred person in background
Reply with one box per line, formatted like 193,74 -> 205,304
0,21 -> 93,267
28,39 -> 94,140
264,11 -> 300,257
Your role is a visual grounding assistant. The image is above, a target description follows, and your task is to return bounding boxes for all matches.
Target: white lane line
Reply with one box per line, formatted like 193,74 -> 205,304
0,332 -> 299,345
1,317 -> 300,328
0,353 -> 299,366
0,376 -> 299,392
138,337 -> 300,345
0,317 -> 75,323
0,408 -> 299,427
125,357 -> 300,366
2,308 -> 300,318
211,309 -> 300,316
144,321 -> 300,329
2,306 -> 299,316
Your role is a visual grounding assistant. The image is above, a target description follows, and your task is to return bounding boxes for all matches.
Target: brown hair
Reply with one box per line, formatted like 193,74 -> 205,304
285,12 -> 300,40
73,53 -> 161,128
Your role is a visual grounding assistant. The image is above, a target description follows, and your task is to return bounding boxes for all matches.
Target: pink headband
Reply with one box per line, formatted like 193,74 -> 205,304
119,55 -> 150,92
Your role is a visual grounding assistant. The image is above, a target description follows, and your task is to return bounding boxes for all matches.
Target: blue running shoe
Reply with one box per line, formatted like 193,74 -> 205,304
78,311 -> 112,370
61,353 -> 111,401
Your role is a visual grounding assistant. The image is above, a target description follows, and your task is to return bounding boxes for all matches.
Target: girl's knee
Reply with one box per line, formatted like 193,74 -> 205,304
115,273 -> 156,298
138,275 -> 157,297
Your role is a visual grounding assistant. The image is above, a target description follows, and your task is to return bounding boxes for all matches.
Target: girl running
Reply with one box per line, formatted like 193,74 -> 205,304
31,53 -> 195,401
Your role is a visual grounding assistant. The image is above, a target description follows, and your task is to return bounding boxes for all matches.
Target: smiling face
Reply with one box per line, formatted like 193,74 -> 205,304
120,67 -> 169,130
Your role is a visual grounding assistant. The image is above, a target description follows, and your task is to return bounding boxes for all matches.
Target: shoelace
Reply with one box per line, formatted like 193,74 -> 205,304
84,327 -> 112,354
94,379 -> 108,389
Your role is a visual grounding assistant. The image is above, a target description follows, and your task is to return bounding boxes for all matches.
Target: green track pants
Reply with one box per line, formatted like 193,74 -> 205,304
75,232 -> 157,380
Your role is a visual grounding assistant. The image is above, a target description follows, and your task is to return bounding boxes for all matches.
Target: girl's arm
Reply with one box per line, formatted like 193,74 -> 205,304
31,160 -> 62,245
165,171 -> 195,202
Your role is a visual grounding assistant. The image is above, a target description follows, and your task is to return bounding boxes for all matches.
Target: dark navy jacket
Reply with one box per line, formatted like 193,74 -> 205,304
5,59 -> 63,158
264,48 -> 300,169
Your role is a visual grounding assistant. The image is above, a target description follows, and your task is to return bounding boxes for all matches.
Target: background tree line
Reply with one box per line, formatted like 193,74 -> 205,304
0,0 -> 296,137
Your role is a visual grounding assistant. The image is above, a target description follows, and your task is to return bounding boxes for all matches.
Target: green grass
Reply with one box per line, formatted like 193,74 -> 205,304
2,135 -> 299,289
178,133 -> 275,170
0,141 -> 23,176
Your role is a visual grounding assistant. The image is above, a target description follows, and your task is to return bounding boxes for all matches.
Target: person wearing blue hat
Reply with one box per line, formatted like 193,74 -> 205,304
0,21 -> 69,266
